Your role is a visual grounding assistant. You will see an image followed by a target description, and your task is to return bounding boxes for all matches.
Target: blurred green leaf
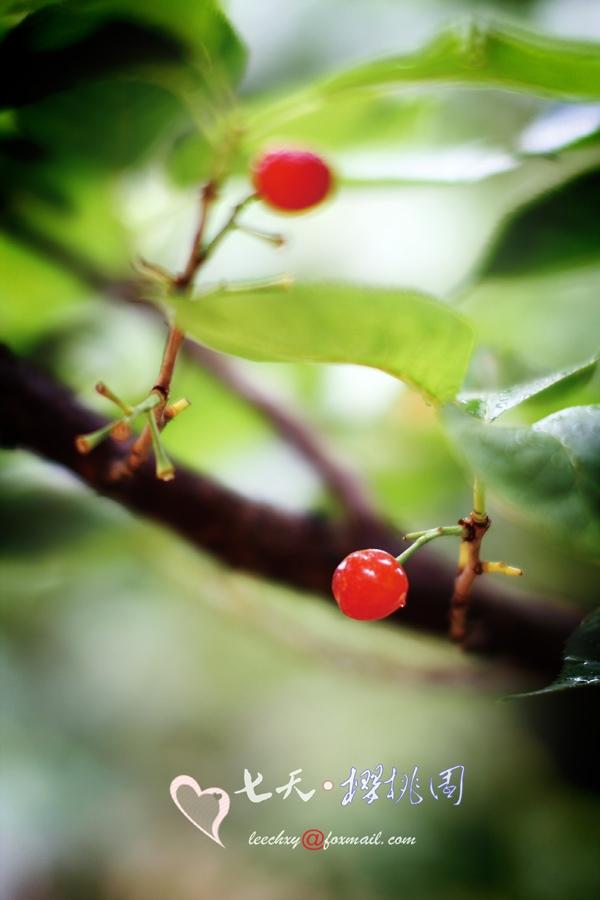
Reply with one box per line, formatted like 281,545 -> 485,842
0,0 -> 245,107
246,22 -> 600,145
11,170 -> 130,272
0,233 -> 83,345
444,405 -> 600,549
318,23 -> 600,100
477,168 -> 600,277
94,0 -> 247,82
0,477 -> 102,555
516,608 -> 600,696
0,8 -> 185,109
18,79 -> 182,170
1,0 -> 245,172
459,357 -> 598,422
462,263 -> 600,373
173,282 -> 473,405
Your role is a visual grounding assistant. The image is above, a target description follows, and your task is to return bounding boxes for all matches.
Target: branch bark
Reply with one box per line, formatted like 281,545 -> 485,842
0,344 -> 581,679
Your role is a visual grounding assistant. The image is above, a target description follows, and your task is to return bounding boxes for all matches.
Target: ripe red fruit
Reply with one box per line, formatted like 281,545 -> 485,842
332,549 -> 409,621
252,148 -> 333,212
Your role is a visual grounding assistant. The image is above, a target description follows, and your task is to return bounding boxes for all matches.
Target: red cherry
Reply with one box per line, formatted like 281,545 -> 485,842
252,148 -> 333,212
332,549 -> 409,621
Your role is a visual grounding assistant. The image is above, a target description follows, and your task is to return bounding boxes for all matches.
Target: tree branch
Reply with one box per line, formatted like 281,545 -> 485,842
0,344 -> 581,679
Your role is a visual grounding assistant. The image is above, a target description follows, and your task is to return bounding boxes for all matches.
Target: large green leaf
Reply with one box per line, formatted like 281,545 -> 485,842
459,357 -> 598,422
516,608 -> 600,696
444,405 -> 600,550
462,263 -> 600,373
172,283 -> 473,404
317,24 -> 600,100
246,22 -> 600,142
0,8 -> 185,109
476,168 -> 600,278
0,233 -> 83,345
1,0 -> 245,170
0,0 -> 245,108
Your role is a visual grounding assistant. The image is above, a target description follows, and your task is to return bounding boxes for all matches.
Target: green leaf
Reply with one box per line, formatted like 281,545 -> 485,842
516,608 -> 600,696
0,233 -> 83,346
246,22 -> 600,144
477,168 -> 600,277
444,405 -> 600,550
459,357 -> 599,422
319,23 -> 600,100
0,0 -> 245,108
461,264 -> 600,373
0,8 -> 185,109
19,80 -> 182,170
173,282 -> 474,404
1,1 -> 246,170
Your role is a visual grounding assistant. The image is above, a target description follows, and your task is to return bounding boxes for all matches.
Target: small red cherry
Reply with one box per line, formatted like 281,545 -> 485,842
252,148 -> 333,212
332,549 -> 409,621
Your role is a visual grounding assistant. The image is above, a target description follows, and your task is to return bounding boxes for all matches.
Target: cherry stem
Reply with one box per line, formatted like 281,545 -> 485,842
75,393 -> 160,454
397,525 -> 465,565
146,408 -> 175,481
472,475 -> 486,523
164,397 -> 191,422
199,192 -> 257,264
95,381 -> 132,415
482,561 -> 523,577
236,222 -> 285,247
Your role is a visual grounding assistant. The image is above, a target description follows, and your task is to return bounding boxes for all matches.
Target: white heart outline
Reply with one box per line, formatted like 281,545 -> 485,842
169,774 -> 230,848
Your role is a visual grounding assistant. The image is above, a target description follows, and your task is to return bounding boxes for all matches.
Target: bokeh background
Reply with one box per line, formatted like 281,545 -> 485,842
2,1 -> 600,898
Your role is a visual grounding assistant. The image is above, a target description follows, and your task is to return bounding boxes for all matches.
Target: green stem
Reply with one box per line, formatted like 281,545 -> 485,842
146,409 -> 174,481
75,392 -> 160,454
131,393 -> 161,416
473,475 -> 486,521
397,525 -> 464,565
404,525 -> 464,541
200,193 -> 257,262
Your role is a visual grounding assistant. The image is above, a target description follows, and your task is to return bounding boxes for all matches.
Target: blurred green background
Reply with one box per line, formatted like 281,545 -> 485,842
2,1 -> 600,898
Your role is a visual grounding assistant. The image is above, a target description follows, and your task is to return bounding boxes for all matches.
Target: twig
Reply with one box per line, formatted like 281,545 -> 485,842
121,182 -> 220,476
450,515 -> 491,645
122,325 -> 185,477
6,216 -> 379,520
0,344 -> 582,679
174,181 -> 218,291
196,193 -> 257,264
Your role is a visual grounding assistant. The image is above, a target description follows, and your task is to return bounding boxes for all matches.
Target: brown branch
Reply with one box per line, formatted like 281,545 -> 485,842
173,180 -> 218,291
0,344 -> 582,680
450,515 -> 490,644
